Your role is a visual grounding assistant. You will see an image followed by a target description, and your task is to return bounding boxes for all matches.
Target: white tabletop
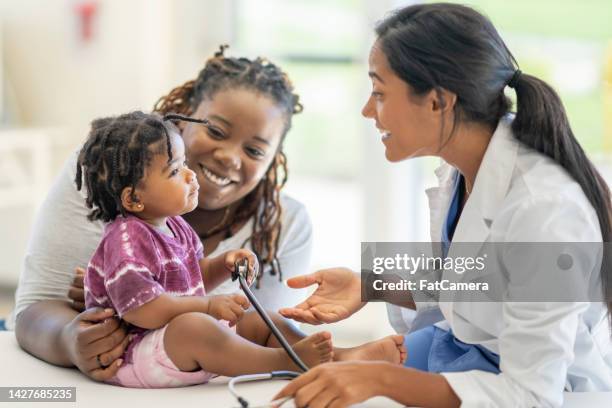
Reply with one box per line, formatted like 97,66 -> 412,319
0,332 -> 402,407
1,332 -> 610,407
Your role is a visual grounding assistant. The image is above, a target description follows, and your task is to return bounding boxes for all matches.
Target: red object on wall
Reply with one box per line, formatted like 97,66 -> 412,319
74,1 -> 98,42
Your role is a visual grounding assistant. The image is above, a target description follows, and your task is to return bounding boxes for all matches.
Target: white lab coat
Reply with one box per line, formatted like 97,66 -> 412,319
388,116 -> 612,407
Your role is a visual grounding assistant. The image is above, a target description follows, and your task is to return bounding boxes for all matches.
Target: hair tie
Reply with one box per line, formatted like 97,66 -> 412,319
507,69 -> 522,89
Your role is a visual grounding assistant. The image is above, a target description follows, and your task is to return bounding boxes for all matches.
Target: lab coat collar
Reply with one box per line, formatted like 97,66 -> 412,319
426,164 -> 455,242
467,115 -> 519,226
428,115 -> 519,243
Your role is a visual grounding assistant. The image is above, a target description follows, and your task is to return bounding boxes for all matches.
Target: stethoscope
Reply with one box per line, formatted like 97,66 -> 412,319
228,259 -> 309,408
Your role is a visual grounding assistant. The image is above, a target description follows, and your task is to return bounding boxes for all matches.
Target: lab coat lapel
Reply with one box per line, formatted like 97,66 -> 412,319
426,162 -> 456,243
436,117 -> 520,322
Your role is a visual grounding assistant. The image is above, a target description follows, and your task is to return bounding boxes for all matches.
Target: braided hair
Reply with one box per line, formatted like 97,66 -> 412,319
154,45 -> 303,286
75,111 -> 177,223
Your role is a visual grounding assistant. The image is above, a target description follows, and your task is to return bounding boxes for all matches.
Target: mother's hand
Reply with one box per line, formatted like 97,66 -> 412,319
68,267 -> 86,312
273,361 -> 386,408
278,267 -> 365,325
60,307 -> 130,381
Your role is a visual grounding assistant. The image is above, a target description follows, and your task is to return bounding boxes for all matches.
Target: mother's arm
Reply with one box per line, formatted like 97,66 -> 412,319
15,300 -> 126,380
15,299 -> 80,366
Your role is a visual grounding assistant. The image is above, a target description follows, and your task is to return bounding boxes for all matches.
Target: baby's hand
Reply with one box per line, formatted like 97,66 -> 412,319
206,294 -> 250,326
224,249 -> 259,286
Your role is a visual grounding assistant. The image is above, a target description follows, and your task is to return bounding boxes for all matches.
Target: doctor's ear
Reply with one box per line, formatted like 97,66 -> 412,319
121,187 -> 144,212
429,88 -> 457,113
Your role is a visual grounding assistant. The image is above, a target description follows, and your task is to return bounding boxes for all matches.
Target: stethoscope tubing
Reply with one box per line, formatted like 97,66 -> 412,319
235,271 -> 309,372
228,260 -> 307,407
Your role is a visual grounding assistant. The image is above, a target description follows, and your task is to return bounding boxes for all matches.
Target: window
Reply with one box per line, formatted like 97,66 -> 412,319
235,0 -> 369,268
431,0 -> 612,153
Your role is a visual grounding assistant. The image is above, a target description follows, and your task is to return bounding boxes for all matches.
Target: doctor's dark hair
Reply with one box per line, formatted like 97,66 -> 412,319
376,3 -> 612,323
153,45 -> 303,285
75,111 -> 176,223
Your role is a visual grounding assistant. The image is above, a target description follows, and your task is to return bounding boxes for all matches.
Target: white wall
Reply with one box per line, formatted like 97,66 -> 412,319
0,0 -> 236,287
0,0 -> 233,132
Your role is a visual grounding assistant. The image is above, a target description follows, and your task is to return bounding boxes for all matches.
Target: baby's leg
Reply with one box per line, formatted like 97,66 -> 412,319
235,310 -> 404,365
163,312 -> 331,376
236,310 -> 316,347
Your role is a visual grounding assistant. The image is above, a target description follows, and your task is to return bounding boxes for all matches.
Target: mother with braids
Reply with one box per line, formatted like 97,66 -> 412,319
9,45 -> 312,381
276,3 -> 612,407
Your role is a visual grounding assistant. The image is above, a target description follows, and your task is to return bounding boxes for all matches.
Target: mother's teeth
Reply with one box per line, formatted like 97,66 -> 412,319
201,166 -> 231,186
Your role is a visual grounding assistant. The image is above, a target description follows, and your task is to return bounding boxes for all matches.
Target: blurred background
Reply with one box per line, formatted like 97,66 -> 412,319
0,0 -> 610,344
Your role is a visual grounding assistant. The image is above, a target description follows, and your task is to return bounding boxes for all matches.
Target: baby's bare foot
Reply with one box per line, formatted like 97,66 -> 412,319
287,331 -> 333,369
334,334 -> 406,364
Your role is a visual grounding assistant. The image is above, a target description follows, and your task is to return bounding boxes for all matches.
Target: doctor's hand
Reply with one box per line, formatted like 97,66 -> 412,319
273,361 -> 385,408
278,267 -> 365,325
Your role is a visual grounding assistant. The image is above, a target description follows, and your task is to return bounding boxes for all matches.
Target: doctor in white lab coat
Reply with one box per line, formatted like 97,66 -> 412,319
275,3 -> 612,408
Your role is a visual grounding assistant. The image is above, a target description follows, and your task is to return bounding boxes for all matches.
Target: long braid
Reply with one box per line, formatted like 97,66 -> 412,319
153,45 -> 301,284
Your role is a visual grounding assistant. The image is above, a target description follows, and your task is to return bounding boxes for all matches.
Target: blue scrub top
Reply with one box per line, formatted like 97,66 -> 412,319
404,171 -> 501,374
441,171 -> 465,258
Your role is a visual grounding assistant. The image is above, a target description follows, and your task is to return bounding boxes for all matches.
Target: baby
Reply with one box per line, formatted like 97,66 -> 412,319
77,111 -> 405,388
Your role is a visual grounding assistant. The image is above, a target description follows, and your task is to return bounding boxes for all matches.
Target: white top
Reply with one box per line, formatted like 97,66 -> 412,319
7,151 -> 312,330
405,116 -> 612,407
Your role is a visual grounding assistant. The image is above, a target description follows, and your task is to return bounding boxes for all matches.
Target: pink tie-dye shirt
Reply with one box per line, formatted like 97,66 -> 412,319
84,215 -> 205,363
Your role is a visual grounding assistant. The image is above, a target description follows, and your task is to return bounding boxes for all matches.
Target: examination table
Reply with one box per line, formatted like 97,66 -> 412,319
1,332 -> 610,407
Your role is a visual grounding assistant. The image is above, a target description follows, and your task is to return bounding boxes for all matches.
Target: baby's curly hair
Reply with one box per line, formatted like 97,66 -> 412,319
75,111 -> 178,223
154,45 -> 303,285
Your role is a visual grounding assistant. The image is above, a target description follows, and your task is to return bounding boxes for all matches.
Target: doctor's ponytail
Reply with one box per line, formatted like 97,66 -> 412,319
511,71 -> 612,324
376,3 -> 612,326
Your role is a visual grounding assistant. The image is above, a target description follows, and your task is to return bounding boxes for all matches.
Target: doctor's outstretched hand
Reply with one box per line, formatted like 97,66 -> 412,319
278,267 -> 365,325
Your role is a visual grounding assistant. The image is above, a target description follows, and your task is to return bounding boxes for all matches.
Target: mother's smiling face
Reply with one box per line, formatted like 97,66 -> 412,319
181,87 -> 287,210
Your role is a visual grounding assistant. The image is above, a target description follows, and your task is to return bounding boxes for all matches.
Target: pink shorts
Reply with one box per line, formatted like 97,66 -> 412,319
108,325 -> 215,388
